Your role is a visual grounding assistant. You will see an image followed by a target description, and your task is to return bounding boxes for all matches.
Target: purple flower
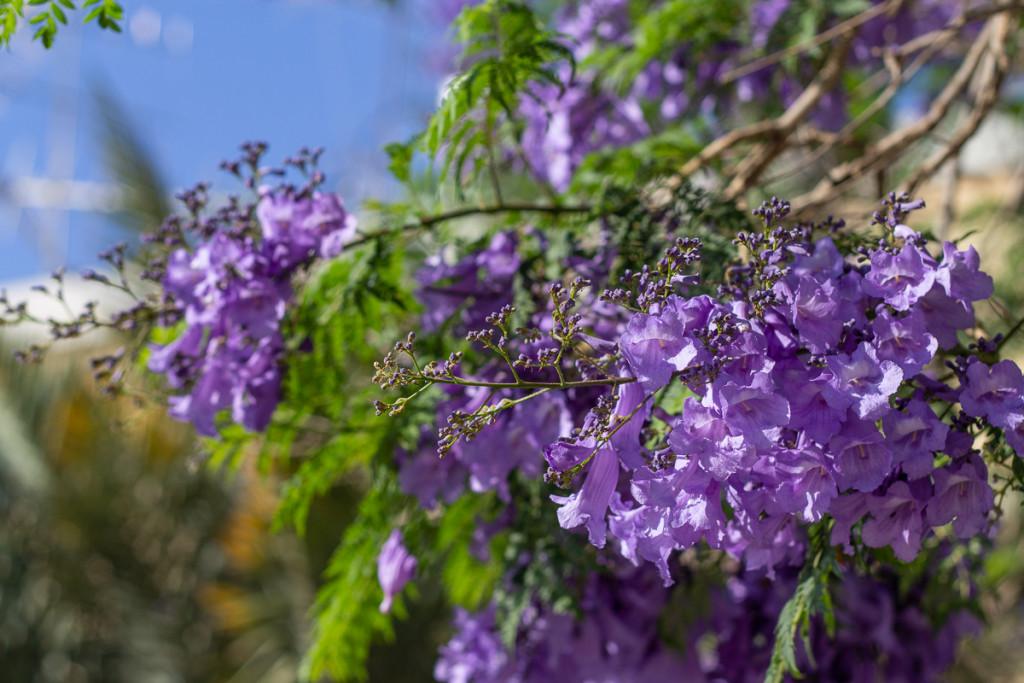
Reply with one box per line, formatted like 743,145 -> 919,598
917,284 -> 975,349
666,481 -> 728,550
862,481 -> 927,561
608,380 -> 651,470
608,497 -> 679,585
788,276 -> 844,352
1000,411 -> 1024,455
772,443 -> 838,522
750,0 -> 790,48
792,236 -> 845,281
619,295 -> 715,391
668,398 -> 753,480
416,232 -> 520,333
829,416 -> 893,492
862,242 -> 936,311
398,429 -> 465,508
455,399 -> 561,501
166,354 -> 233,436
551,446 -> 619,548
149,190 -> 353,436
959,359 -> 1024,424
377,529 -> 417,613
827,342 -> 903,420
544,439 -> 596,473
520,60 -> 649,190
718,327 -> 773,381
871,308 -> 937,377
434,608 -> 509,683
258,190 -> 356,271
713,373 -> 790,447
231,336 -> 283,432
883,399 -> 948,479
776,360 -> 851,444
623,459 -> 729,583
936,242 -> 993,303
830,491 -> 870,552
147,323 -> 205,388
926,455 -> 993,538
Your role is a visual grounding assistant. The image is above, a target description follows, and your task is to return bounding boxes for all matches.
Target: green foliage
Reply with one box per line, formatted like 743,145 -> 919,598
82,0 -> 121,30
587,0 -> 744,91
0,0 -> 21,45
436,492 -> 504,610
275,422 -> 379,537
0,0 -> 122,48
764,523 -> 838,683
385,139 -> 416,186
598,181 -> 749,288
423,0 -> 573,188
303,468 -> 419,682
493,476 -> 595,649
571,127 -> 704,192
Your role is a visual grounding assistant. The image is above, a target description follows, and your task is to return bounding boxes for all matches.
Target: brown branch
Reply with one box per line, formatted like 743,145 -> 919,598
675,1 -> 1020,208
892,0 -> 1024,57
720,0 -> 900,84
345,202 -> 593,249
790,15 -> 1002,215
680,33 -> 856,182
760,32 -> 953,187
722,33 -> 854,200
678,120 -> 780,177
900,13 -> 1012,195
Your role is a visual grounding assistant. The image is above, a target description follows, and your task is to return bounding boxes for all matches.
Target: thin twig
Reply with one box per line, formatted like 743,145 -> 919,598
723,32 -> 855,199
791,15 -> 1002,214
720,0 -> 899,84
345,202 -> 593,249
429,375 -> 635,390
901,13 -> 1012,195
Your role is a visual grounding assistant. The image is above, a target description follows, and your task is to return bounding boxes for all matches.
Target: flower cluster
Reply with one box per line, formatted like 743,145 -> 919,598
145,146 -> 356,436
436,567 -> 699,683
417,232 -> 520,334
518,0 -> 964,189
435,554 -> 980,683
378,192 -> 1019,681
548,196 -> 1007,583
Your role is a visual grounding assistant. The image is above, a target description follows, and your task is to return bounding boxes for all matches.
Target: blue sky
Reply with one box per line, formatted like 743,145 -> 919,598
0,0 -> 446,280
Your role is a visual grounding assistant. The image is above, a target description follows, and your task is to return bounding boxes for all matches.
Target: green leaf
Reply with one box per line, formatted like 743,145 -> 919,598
275,423 -> 380,536
302,469 -> 417,681
586,0 -> 743,91
764,523 -> 837,683
436,493 -> 502,609
419,0 -> 572,188
50,3 -> 67,28
385,139 -> 416,185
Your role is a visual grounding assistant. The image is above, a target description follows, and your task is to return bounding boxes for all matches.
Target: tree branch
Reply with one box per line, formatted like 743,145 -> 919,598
720,0 -> 900,84
900,12 -> 1012,195
722,32 -> 854,200
791,14 -> 1004,214
345,201 -> 593,249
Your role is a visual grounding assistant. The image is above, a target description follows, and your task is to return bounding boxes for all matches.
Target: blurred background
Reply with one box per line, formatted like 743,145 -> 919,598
0,2 -> 453,681
2,1 -> 1024,681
